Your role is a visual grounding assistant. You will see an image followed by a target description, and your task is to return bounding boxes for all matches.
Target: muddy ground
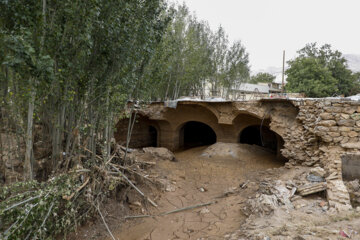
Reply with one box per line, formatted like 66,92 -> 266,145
68,143 -> 360,240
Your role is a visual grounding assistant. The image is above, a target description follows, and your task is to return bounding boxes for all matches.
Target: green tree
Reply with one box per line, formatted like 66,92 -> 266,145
250,72 -> 275,84
142,4 -> 250,100
286,57 -> 338,97
0,0 -> 170,179
286,43 -> 359,97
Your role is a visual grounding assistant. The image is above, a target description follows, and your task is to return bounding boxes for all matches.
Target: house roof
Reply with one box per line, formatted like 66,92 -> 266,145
233,83 -> 269,93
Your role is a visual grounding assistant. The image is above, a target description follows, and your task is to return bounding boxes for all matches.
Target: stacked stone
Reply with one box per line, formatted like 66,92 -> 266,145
284,99 -> 322,166
287,98 -> 360,210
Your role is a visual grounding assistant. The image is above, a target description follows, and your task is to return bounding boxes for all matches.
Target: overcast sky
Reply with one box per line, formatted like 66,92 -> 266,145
169,0 -> 360,73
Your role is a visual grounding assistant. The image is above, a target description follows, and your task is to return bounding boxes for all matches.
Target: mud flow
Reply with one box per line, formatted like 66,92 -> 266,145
110,143 -> 284,240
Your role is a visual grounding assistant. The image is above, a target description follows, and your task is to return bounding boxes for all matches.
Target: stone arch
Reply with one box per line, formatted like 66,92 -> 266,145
178,121 -> 217,149
232,112 -> 286,160
165,104 -> 223,150
115,114 -> 161,148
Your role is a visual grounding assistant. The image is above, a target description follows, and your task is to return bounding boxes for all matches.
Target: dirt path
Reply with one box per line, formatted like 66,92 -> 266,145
110,144 -> 284,240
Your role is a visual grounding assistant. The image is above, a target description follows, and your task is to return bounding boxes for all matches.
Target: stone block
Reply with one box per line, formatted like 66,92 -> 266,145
328,132 -> 340,137
333,136 -> 343,143
343,107 -> 356,114
322,135 -> 333,143
337,119 -> 355,127
320,112 -> 334,120
348,131 -> 358,138
351,113 -> 360,121
341,142 -> 360,149
329,126 -> 338,131
339,126 -> 351,132
319,120 -> 337,127
340,137 -> 349,144
324,107 -> 342,113
340,114 -> 350,119
316,126 -> 329,132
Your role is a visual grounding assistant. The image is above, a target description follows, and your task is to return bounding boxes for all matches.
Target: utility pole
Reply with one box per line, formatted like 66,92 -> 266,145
281,50 -> 285,94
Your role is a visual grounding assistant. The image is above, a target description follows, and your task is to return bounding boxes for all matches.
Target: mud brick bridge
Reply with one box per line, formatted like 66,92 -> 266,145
116,98 -> 360,210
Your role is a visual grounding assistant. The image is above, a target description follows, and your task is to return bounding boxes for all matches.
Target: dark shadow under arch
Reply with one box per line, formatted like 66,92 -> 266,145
149,126 -> 158,147
239,125 -> 277,152
239,125 -> 287,162
180,121 -> 216,149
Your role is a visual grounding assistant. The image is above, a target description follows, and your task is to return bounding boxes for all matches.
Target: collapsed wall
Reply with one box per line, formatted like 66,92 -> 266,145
115,98 -> 360,210
286,99 -> 360,210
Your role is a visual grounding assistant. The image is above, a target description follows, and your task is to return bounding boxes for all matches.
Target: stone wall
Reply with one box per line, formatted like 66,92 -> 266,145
284,99 -> 360,210
117,98 -> 360,209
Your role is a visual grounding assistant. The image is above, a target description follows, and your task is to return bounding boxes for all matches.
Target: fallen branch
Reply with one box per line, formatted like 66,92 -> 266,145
62,177 -> 90,201
124,214 -> 152,219
110,163 -> 154,184
159,201 -> 216,216
96,205 -> 117,240
3,195 -> 40,213
109,164 -> 158,207
124,201 -> 217,219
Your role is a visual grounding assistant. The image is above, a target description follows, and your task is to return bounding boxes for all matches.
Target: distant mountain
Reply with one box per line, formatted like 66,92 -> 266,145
344,54 -> 360,73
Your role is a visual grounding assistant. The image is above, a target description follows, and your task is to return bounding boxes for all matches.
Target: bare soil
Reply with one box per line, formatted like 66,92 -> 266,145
68,143 -> 360,240
68,143 -> 284,240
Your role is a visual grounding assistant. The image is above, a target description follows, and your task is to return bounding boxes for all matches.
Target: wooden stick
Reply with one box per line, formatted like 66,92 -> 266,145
110,164 -> 158,207
124,201 -> 217,219
62,177 -> 89,201
97,205 -> 117,240
4,195 -> 40,212
110,163 -> 154,183
159,201 -> 216,216
124,215 -> 152,219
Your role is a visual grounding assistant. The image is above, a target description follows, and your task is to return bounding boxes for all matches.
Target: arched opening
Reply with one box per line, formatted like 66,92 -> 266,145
149,126 -> 157,147
239,125 -> 283,155
180,121 -> 216,149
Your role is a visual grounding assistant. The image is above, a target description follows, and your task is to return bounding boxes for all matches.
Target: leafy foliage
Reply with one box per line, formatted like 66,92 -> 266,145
141,4 -> 250,100
250,72 -> 276,84
286,43 -> 359,97
0,173 -> 95,239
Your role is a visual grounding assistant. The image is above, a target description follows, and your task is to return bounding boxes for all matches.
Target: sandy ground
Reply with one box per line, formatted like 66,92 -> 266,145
68,143 -> 360,240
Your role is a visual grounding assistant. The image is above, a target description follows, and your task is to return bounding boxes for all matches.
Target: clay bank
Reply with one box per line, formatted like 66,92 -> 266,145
115,97 -> 360,210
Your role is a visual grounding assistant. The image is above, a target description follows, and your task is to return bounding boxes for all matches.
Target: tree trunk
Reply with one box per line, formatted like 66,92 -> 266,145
24,84 -> 36,180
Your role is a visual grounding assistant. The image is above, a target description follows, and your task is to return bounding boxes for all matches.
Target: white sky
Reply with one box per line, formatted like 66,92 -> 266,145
169,0 -> 360,73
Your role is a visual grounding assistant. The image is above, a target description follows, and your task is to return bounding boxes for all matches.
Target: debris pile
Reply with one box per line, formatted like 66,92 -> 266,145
0,144 -> 170,239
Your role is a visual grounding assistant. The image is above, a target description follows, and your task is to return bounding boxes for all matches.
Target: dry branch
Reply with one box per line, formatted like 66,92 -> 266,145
109,164 -> 158,207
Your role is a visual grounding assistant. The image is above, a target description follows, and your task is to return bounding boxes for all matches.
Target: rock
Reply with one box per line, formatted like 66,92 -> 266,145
319,120 -> 336,127
341,142 -> 360,149
320,112 -> 333,120
328,132 -> 340,137
339,126 -> 351,132
322,135 -> 333,143
356,120 -> 360,127
347,179 -> 359,192
307,174 -> 325,182
351,113 -> 360,120
337,119 -> 355,127
316,126 -> 329,132
296,182 -> 327,196
143,147 -> 176,161
310,167 -> 326,177
348,131 -> 358,138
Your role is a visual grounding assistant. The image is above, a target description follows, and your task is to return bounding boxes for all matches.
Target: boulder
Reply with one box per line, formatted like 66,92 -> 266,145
143,147 -> 176,161
310,166 -> 326,177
